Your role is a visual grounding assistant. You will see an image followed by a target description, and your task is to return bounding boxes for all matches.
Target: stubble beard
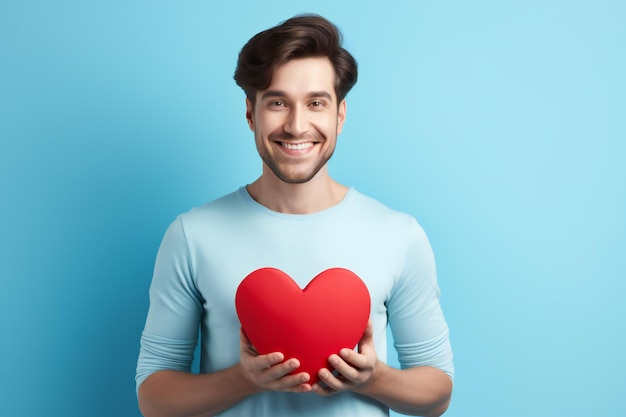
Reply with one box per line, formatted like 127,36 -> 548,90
259,131 -> 336,184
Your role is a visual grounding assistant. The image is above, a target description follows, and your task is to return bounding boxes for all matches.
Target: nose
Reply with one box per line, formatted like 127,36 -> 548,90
284,106 -> 309,137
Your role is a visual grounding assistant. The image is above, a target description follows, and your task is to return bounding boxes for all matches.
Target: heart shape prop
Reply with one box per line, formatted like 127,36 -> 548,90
235,267 -> 370,384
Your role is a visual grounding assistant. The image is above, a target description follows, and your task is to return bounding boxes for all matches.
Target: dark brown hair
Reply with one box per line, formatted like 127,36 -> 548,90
234,14 -> 358,104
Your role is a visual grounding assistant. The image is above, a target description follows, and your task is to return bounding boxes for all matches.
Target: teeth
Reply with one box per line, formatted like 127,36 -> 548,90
282,142 -> 313,150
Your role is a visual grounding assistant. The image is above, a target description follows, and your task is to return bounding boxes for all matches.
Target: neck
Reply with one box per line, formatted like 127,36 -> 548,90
246,168 -> 348,215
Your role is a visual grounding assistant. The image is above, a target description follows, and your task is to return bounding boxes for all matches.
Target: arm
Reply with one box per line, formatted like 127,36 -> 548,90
312,321 -> 452,417
356,363 -> 452,417
137,216 -> 312,417
138,330 -> 312,417
138,366 -> 256,417
314,219 -> 454,416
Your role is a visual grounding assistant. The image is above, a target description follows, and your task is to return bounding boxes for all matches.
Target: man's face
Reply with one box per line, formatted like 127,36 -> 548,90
246,57 -> 346,184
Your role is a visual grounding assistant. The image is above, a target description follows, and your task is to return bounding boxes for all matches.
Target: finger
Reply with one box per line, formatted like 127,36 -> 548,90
239,328 -> 258,354
284,382 -> 314,393
239,329 -> 287,369
316,367 -> 347,391
339,348 -> 369,370
266,371 -> 311,391
239,327 -> 251,344
358,320 -> 374,349
258,357 -> 301,380
253,353 -> 288,370
328,353 -> 361,381
312,381 -> 337,396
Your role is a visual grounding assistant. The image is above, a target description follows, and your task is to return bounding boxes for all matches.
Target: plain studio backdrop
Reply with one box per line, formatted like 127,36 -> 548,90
1,1 -> 624,416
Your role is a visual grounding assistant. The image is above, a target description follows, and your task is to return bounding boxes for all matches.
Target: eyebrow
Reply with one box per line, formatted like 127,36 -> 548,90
260,90 -> 334,101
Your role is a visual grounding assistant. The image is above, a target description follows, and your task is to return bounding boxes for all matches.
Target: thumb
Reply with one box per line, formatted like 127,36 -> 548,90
359,319 -> 374,351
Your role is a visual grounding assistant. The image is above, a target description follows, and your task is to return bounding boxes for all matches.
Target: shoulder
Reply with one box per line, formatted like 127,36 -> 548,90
159,188 -> 254,246
349,189 -> 427,238
178,187 -> 248,224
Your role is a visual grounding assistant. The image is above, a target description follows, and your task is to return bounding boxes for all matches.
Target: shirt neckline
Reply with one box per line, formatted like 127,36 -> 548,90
237,186 -> 357,221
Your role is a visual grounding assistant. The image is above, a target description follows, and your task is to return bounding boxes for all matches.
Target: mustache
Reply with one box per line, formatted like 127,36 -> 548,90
269,131 -> 324,142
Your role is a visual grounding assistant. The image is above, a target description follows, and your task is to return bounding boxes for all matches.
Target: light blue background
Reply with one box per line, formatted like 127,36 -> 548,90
1,1 -> 624,416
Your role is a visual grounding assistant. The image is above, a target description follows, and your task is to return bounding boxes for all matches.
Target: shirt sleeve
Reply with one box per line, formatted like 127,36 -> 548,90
386,218 -> 454,382
136,215 -> 204,393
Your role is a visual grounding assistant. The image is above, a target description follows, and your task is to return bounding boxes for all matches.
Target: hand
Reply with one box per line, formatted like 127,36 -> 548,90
312,320 -> 378,396
239,328 -> 312,393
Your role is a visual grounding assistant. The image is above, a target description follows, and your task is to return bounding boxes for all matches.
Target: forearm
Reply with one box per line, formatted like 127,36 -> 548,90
356,364 -> 452,417
138,364 -> 260,417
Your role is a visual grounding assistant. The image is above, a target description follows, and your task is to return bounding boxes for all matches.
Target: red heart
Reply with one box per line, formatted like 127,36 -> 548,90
235,267 -> 371,384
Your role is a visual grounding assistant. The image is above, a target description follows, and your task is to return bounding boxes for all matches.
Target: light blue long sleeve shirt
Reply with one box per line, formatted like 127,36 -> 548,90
137,187 -> 453,416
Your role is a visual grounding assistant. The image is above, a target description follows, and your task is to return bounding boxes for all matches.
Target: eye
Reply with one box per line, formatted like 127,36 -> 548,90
269,100 -> 286,107
309,100 -> 326,108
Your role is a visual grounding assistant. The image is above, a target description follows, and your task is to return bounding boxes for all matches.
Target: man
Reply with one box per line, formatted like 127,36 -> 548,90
136,14 -> 453,417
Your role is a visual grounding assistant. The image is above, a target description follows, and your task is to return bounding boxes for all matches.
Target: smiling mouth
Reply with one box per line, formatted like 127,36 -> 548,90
280,142 -> 314,151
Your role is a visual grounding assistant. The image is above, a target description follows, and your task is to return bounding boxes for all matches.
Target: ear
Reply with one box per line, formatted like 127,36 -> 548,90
337,99 -> 347,135
245,98 -> 255,131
